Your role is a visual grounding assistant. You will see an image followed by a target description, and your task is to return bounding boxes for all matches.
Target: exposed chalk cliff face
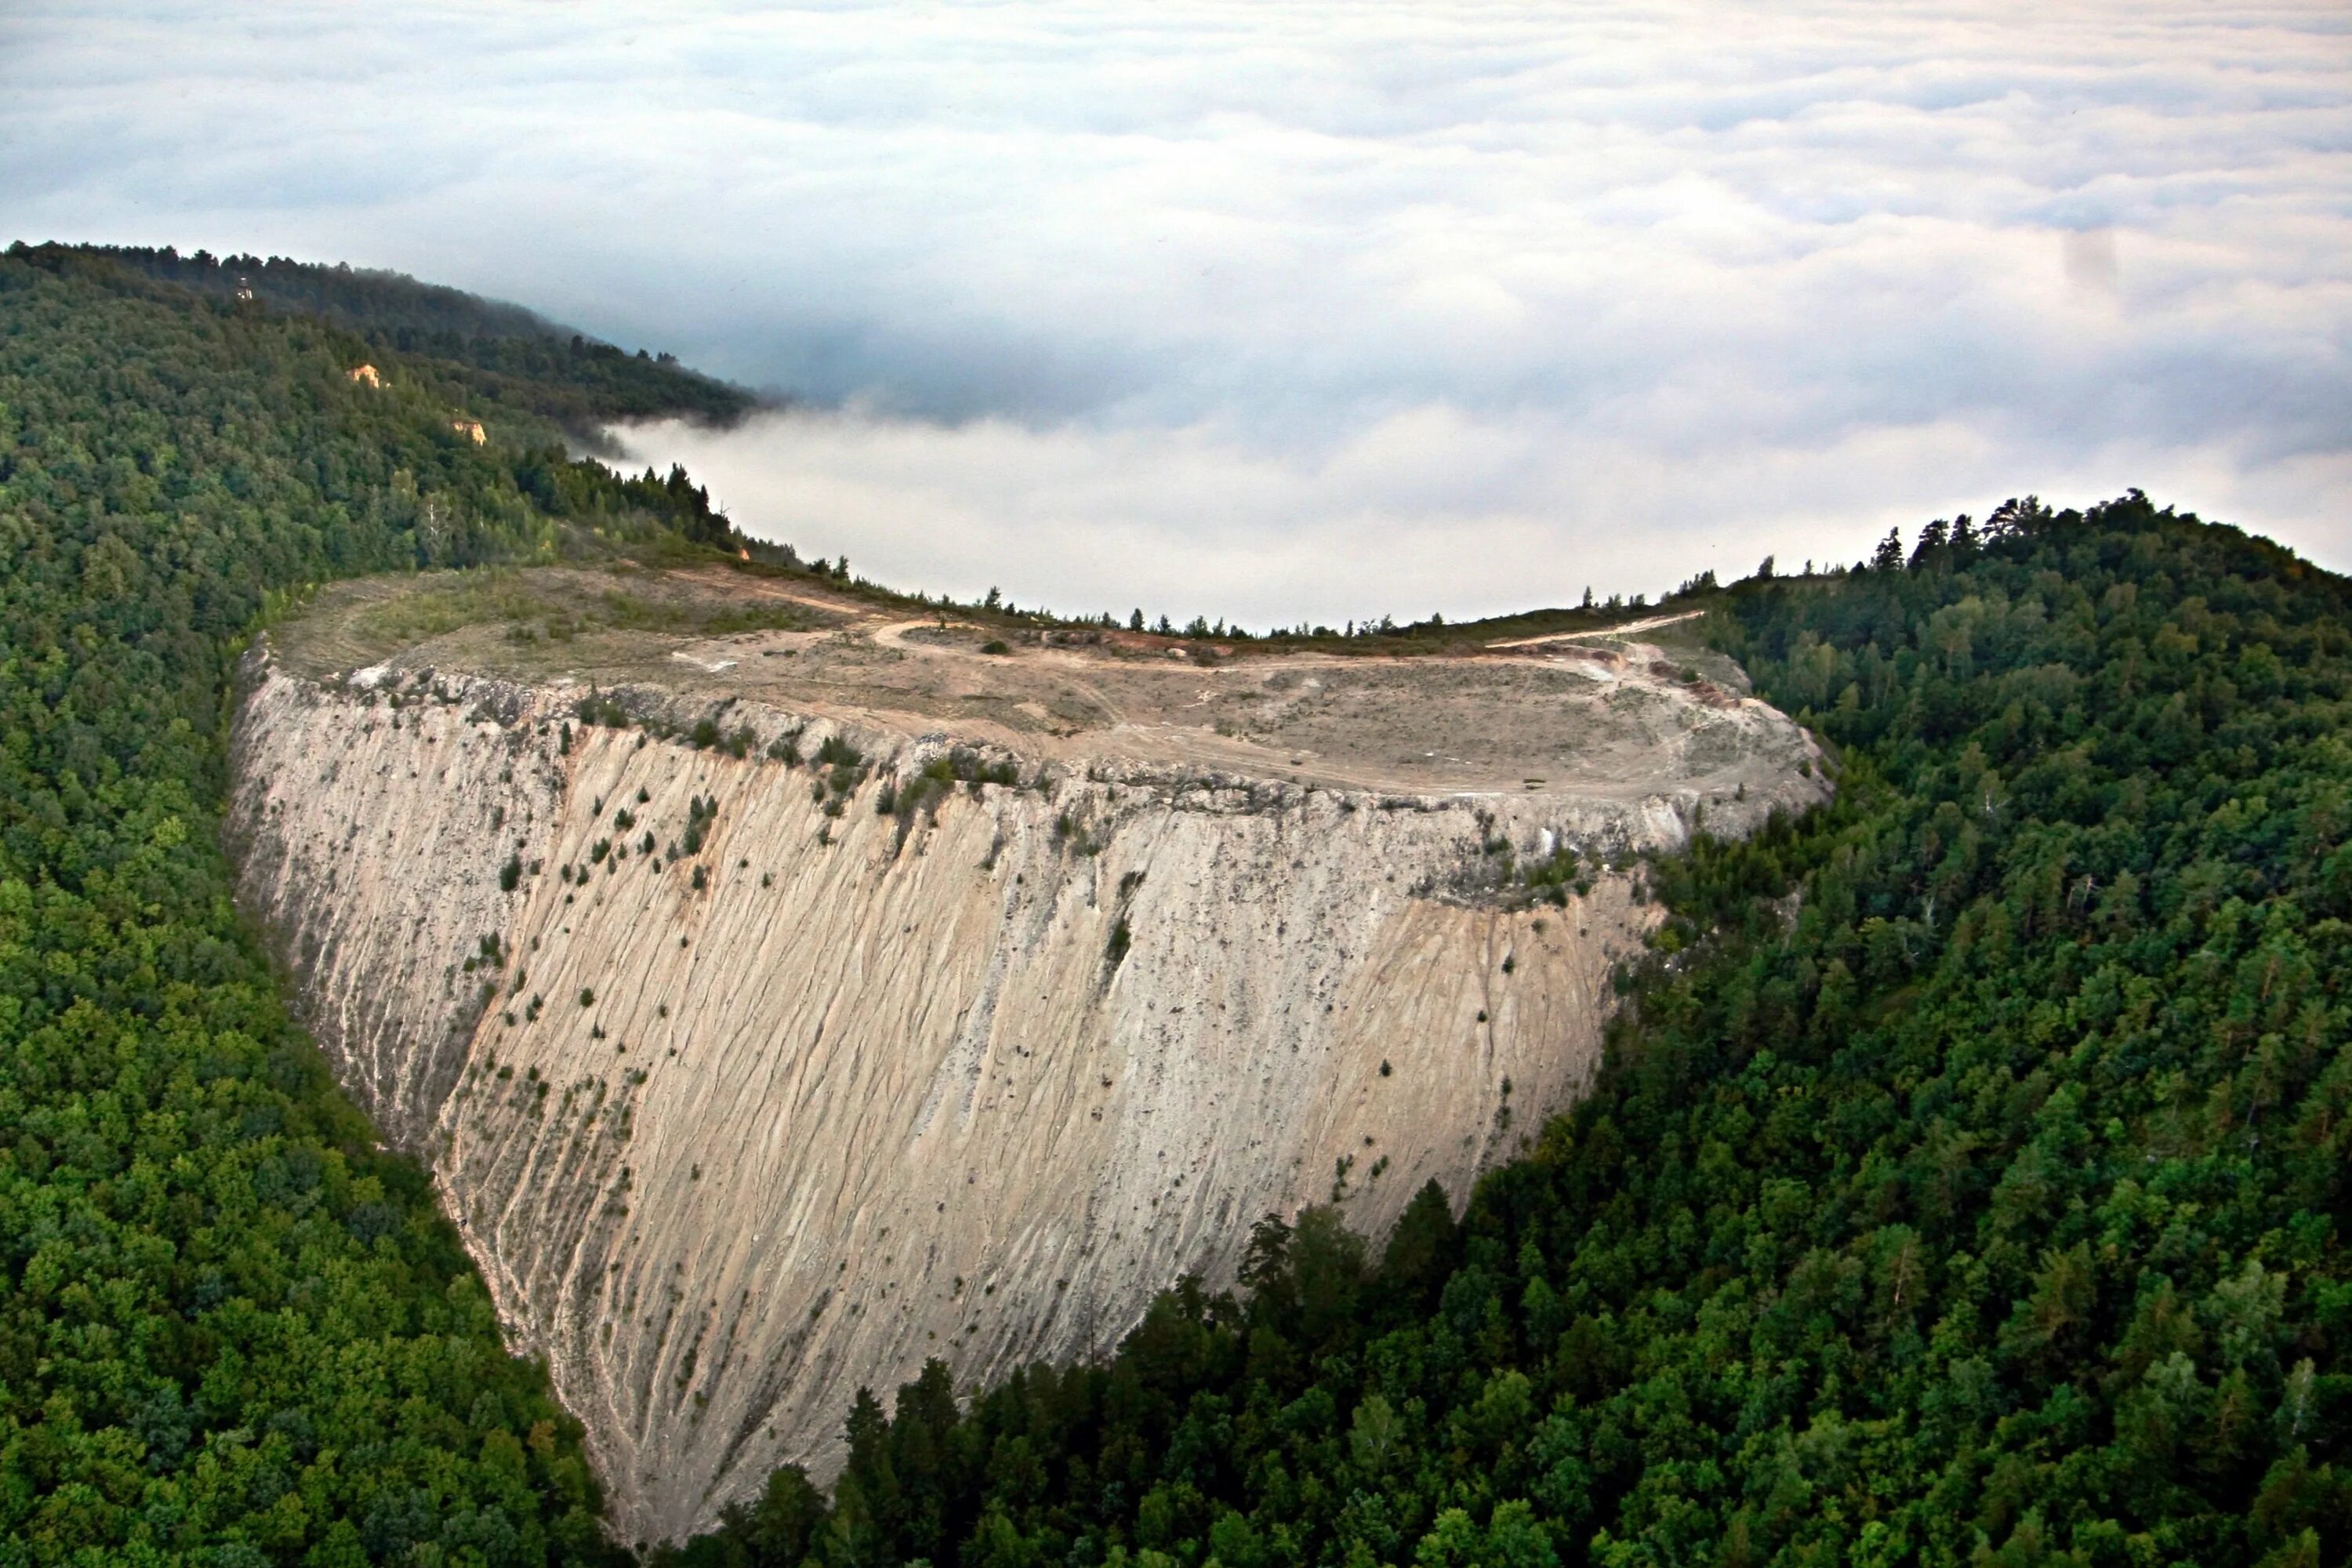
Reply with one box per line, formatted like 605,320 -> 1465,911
231,676 -> 554,1149
228,649 -> 1825,1544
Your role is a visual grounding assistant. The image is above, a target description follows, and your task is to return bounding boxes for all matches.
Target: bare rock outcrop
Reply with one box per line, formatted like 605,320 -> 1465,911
228,649 -> 1825,1544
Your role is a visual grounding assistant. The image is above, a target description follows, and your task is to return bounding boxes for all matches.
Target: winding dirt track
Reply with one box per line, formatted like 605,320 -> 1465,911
771,604 -> 1748,799
279,568 -> 1773,803
1483,608 -> 1704,648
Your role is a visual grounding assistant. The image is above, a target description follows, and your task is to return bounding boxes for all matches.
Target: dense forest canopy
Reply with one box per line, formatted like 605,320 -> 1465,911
1,244 -> 2345,1568
41,242 -> 756,433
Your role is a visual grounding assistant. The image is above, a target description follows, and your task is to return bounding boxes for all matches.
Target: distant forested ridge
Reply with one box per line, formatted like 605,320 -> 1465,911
49,242 -> 755,433
0,243 -> 764,1566
671,499 -> 2351,1568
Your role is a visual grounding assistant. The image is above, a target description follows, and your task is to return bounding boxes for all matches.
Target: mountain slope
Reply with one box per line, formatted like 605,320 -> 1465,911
222,566 -> 1825,1541
5,240 -> 2344,1568
672,497 -> 2352,1568
46,242 -> 755,432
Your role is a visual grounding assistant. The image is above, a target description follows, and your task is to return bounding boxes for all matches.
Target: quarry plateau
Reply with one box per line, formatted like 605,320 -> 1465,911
224,565 -> 1830,1542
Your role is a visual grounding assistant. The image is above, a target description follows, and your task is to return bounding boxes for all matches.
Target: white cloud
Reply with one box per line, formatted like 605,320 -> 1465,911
5,0 -> 2347,620
619,402 -> 2350,630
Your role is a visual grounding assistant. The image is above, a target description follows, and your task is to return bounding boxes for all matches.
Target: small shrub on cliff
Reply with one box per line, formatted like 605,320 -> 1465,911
681,793 -> 717,855
574,690 -> 630,727
926,746 -> 1018,790
1518,844 -> 1580,907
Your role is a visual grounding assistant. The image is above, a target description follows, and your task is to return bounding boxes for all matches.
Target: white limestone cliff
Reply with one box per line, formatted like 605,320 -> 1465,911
227,651 -> 1824,1543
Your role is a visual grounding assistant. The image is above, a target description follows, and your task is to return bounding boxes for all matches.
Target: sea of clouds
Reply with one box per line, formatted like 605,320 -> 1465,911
5,1 -> 2346,626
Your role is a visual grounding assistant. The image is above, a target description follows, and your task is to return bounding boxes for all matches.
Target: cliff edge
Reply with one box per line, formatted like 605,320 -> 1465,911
227,568 -> 1828,1542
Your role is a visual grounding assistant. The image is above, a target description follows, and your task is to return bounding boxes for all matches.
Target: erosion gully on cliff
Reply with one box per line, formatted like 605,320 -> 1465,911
223,563 -> 1828,1544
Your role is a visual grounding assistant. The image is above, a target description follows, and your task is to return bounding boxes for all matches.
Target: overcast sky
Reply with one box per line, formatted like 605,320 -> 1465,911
6,2 -> 2347,626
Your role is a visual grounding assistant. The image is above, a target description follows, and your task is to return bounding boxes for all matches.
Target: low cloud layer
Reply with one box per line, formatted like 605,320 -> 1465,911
7,1 -> 2347,622
620,401 -> 2347,629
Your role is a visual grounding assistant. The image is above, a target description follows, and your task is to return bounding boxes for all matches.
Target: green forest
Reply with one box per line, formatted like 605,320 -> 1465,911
62,245 -> 754,434
2,245 -> 2347,1567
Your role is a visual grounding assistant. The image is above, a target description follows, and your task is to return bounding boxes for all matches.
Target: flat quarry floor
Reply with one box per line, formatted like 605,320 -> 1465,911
273,562 -> 1791,801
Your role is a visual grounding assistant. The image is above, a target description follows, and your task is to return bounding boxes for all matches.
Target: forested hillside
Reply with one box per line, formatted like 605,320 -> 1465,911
48,244 -> 754,433
2,240 -> 2345,1568
0,245 -> 749,1566
671,498 -> 2352,1568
